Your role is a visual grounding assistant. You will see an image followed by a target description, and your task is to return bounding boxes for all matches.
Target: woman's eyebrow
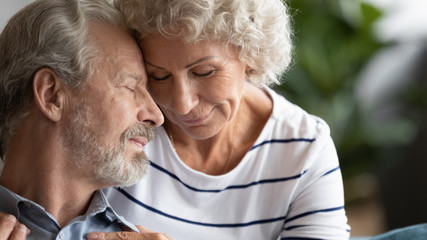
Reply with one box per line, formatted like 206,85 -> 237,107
144,56 -> 219,70
185,56 -> 218,68
144,61 -> 167,70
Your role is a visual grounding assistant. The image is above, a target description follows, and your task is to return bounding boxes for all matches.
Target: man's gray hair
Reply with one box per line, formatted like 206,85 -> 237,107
0,0 -> 128,157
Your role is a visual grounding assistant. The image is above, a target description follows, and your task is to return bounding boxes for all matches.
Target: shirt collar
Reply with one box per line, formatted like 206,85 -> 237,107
0,186 -> 138,233
73,190 -> 139,232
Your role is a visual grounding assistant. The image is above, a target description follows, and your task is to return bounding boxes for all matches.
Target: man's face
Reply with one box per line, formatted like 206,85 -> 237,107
62,23 -> 163,187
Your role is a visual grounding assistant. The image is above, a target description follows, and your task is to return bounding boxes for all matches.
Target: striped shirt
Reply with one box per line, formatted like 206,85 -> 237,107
104,87 -> 350,239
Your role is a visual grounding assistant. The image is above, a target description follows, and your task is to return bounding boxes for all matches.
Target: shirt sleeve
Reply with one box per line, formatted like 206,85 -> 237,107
280,121 -> 351,240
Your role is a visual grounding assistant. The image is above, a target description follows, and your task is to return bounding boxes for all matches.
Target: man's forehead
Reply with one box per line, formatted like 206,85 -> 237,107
89,23 -> 140,60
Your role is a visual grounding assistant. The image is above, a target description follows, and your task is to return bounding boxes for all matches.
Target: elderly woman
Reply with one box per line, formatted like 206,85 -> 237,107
102,0 -> 352,239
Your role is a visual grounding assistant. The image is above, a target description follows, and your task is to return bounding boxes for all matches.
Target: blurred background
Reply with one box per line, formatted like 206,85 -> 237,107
1,0 -> 427,237
278,0 -> 427,237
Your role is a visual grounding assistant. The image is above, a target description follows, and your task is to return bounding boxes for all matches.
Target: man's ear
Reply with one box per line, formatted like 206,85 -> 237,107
32,68 -> 68,122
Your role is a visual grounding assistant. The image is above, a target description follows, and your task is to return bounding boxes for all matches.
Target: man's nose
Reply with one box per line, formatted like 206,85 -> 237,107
137,92 -> 164,127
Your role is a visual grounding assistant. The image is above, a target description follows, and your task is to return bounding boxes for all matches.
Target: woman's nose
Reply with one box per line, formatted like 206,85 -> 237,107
171,77 -> 199,115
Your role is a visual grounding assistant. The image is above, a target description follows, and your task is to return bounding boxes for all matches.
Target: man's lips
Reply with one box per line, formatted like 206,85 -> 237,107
129,137 -> 148,150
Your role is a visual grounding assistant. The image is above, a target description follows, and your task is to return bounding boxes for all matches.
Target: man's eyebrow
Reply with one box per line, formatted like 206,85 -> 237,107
116,72 -> 142,83
127,73 -> 143,83
144,56 -> 219,70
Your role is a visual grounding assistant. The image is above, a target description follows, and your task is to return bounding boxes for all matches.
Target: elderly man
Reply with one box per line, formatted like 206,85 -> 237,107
0,0 -> 169,239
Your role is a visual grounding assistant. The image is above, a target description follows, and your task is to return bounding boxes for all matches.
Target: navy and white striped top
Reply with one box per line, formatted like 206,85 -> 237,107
104,87 -> 350,239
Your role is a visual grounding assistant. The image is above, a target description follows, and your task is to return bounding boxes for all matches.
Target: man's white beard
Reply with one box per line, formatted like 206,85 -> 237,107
62,101 -> 154,187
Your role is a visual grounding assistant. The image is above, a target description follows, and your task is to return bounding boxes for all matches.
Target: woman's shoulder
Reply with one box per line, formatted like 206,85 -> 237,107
264,87 -> 331,138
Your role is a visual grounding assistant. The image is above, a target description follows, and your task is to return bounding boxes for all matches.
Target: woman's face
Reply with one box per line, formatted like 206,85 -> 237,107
141,35 -> 248,139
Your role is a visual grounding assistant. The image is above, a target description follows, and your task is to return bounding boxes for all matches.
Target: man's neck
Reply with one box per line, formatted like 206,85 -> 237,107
1,161 -> 97,228
0,132 -> 99,228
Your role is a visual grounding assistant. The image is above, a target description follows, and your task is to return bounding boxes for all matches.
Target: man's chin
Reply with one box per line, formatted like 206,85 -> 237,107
96,171 -> 143,188
95,155 -> 148,188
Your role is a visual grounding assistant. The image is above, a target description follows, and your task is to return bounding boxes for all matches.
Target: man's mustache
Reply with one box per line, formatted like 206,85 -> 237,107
121,123 -> 155,145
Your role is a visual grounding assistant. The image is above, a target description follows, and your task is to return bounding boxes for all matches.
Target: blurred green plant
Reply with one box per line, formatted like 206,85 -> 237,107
275,0 -> 384,179
279,0 -> 427,228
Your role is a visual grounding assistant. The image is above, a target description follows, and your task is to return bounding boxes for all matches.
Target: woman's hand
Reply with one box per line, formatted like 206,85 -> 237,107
87,225 -> 172,240
0,213 -> 30,240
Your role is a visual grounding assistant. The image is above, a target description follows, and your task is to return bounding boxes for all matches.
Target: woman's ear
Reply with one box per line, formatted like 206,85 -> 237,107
245,64 -> 254,76
32,68 -> 67,122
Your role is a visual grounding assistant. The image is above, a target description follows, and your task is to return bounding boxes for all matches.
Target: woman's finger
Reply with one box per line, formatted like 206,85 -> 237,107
7,223 -> 29,240
87,227 -> 172,240
0,214 -> 16,240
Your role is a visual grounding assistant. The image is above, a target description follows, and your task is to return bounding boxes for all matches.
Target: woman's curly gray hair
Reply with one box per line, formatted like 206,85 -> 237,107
114,0 -> 293,86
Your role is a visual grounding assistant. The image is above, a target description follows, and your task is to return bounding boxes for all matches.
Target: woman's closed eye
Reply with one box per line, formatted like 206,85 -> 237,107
151,74 -> 171,81
192,69 -> 215,77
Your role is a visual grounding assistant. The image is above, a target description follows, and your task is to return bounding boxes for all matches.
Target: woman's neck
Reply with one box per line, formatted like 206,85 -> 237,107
166,84 -> 273,175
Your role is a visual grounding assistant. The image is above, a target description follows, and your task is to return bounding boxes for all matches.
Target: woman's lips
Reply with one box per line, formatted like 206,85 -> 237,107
182,113 -> 211,125
179,108 -> 214,126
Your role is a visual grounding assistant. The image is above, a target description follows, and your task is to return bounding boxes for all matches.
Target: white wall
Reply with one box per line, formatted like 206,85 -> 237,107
3,0 -> 427,42
365,0 -> 427,43
0,0 -> 34,31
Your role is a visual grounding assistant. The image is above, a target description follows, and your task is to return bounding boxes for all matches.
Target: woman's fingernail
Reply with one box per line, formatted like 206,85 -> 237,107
4,214 -> 16,224
16,223 -> 28,233
87,233 -> 98,239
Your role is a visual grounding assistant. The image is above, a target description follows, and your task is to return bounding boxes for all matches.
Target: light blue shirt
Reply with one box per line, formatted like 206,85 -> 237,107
0,185 -> 139,240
